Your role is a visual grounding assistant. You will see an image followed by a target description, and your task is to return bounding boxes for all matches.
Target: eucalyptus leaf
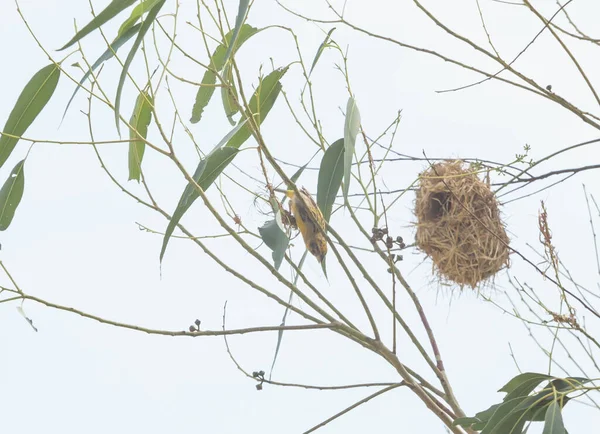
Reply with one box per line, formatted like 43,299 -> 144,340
317,138 -> 344,223
117,0 -> 161,37
59,0 -> 137,50
128,90 -> 153,181
499,372 -> 552,395
0,160 -> 25,231
480,396 -> 531,434
542,401 -> 565,434
220,63 -> 239,125
114,0 -> 165,133
0,64 -> 60,169
63,23 -> 142,121
258,216 -> 289,270
222,0 -> 251,67
190,24 -> 260,124
309,28 -> 335,76
159,121 -> 248,261
226,66 -> 288,149
342,96 -> 360,198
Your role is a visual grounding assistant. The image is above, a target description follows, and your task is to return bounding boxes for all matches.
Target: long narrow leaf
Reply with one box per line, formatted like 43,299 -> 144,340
0,64 -> 60,169
222,0 -> 250,67
0,160 -> 25,231
268,251 -> 307,380
190,24 -> 259,124
226,66 -> 288,149
128,90 -> 153,181
317,138 -> 344,223
63,23 -> 142,120
117,0 -> 161,37
220,63 -> 238,125
542,401 -> 565,434
309,28 -> 335,76
114,0 -> 165,133
159,121 -> 248,261
59,0 -> 137,50
342,97 -> 361,198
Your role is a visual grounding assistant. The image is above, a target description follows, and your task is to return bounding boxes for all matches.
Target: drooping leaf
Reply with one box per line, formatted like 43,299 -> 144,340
269,287 -> 294,380
62,23 -> 142,121
190,24 -> 260,124
268,251 -> 307,380
551,377 -> 590,392
0,64 -> 60,169
220,63 -> 238,125
309,28 -> 335,76
0,160 -> 25,231
342,96 -> 360,198
542,401 -> 565,434
258,216 -> 289,270
128,90 -> 153,181
500,372 -> 553,401
317,138 -> 344,223
226,66 -> 288,149
117,0 -> 161,37
480,396 -> 531,434
190,68 -> 218,125
222,0 -> 251,67
59,0 -> 137,50
290,163 -> 307,184
499,372 -> 553,394
114,0 -> 165,133
160,121 -> 248,261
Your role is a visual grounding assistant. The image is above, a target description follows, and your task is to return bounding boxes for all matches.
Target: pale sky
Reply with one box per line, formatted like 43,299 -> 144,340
1,1 -> 599,433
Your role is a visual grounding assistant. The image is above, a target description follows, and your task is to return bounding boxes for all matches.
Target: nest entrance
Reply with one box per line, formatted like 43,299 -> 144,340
415,161 -> 510,288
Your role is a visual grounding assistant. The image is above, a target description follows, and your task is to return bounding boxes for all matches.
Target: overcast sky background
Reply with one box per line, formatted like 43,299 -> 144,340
1,0 -> 599,433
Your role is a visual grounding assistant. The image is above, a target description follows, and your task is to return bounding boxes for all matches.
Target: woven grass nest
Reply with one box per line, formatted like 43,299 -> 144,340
415,160 -> 510,288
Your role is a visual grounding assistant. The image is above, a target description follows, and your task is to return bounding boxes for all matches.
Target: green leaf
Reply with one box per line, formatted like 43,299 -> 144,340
220,63 -> 239,125
59,0 -> 137,50
114,0 -> 165,133
226,66 -> 288,149
0,160 -> 25,231
0,64 -> 60,169
128,90 -> 153,181
268,251 -> 307,380
160,121 -> 248,261
471,404 -> 502,430
309,28 -> 335,76
63,23 -> 142,121
481,396 -> 531,434
551,377 -> 590,392
190,24 -> 260,124
500,372 -> 553,401
222,0 -> 251,67
190,68 -> 217,125
290,164 -> 306,184
500,373 -> 553,394
117,0 -> 161,37
542,401 -> 565,434
258,216 -> 289,270
342,96 -> 360,198
317,138 -> 344,223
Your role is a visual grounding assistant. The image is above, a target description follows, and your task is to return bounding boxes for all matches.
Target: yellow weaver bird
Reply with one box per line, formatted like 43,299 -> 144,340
286,188 -> 327,263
